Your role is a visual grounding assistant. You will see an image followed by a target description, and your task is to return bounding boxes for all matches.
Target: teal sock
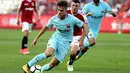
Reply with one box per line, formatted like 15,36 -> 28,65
77,47 -> 89,60
84,37 -> 90,47
77,50 -> 84,59
28,53 -> 46,67
41,64 -> 51,71
77,37 -> 89,59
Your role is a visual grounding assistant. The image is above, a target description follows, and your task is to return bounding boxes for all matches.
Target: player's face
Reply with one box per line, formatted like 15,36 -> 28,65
71,2 -> 80,14
57,6 -> 67,20
93,0 -> 100,4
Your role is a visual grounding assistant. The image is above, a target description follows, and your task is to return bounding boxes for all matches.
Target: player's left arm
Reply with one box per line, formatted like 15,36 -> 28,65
108,10 -> 117,17
105,2 -> 117,17
73,16 -> 89,46
79,23 -> 89,47
34,1 -> 40,22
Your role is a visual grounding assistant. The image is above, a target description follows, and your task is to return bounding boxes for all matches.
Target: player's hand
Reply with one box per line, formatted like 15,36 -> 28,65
31,39 -> 38,47
79,39 -> 84,48
86,12 -> 93,16
17,20 -> 20,25
109,11 -> 117,17
32,22 -> 37,29
36,17 -> 40,22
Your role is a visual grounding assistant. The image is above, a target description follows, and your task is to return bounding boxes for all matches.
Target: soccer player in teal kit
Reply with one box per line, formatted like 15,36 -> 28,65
68,0 -> 117,71
22,1 -> 89,73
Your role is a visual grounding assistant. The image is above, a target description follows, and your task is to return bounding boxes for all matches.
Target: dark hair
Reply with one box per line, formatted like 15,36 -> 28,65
72,0 -> 80,3
57,1 -> 68,9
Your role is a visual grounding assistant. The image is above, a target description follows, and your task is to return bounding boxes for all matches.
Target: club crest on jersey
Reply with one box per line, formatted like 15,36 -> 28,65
24,3 -> 29,6
101,10 -> 104,13
32,2 -> 34,6
66,24 -> 70,28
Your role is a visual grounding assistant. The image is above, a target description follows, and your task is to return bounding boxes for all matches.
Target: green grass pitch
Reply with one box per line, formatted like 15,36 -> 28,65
0,29 -> 130,73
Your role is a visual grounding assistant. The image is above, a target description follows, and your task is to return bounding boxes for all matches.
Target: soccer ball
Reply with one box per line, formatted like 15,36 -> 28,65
30,65 -> 42,73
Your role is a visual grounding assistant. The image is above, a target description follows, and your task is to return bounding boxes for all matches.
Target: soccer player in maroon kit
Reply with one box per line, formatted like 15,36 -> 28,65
67,0 -> 88,71
17,0 -> 39,54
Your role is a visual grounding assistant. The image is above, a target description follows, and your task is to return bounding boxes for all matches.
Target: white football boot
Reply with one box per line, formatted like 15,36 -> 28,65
67,61 -> 74,71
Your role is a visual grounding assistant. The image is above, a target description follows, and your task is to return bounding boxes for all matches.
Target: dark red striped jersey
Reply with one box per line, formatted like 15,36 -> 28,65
67,10 -> 85,36
20,0 -> 36,23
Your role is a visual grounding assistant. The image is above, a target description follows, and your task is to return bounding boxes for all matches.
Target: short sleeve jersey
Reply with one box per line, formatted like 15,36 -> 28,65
82,1 -> 112,34
47,14 -> 83,42
20,0 -> 36,23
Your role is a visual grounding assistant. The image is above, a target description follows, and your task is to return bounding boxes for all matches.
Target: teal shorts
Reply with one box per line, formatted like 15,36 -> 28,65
84,30 -> 97,47
47,38 -> 71,62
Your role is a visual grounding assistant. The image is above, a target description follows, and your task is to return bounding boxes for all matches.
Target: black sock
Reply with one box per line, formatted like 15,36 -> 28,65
69,55 -> 76,65
76,50 -> 80,55
76,47 -> 89,60
21,36 -> 28,49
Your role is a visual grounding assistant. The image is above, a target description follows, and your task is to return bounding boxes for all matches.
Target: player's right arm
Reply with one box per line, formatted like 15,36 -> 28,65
31,26 -> 49,47
32,18 -> 54,47
16,7 -> 21,25
16,1 -> 23,25
82,4 -> 93,17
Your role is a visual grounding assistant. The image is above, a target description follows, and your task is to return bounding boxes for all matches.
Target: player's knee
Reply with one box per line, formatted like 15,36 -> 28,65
24,30 -> 29,36
45,52 -> 53,58
70,50 -> 77,56
49,62 -> 58,68
89,41 -> 96,46
89,38 -> 96,46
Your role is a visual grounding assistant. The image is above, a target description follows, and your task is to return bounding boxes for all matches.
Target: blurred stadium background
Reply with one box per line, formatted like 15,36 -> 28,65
0,0 -> 130,33
0,0 -> 130,73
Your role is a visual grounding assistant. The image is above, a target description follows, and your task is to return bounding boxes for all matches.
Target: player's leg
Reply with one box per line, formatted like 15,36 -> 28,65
41,56 -> 60,72
22,48 -> 55,73
76,31 -> 96,60
67,36 -> 80,71
20,22 -> 32,54
41,41 -> 70,72
69,45 -> 78,65
22,39 -> 57,73
21,30 -> 29,54
67,44 -> 78,71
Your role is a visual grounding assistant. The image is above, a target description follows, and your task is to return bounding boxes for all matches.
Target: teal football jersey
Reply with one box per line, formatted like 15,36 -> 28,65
47,14 -> 83,42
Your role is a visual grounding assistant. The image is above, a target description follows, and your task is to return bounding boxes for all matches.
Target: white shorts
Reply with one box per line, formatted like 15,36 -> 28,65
22,22 -> 32,32
71,36 -> 81,46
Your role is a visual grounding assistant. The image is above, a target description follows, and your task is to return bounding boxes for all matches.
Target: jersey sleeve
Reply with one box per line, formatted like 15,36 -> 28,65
82,4 -> 89,14
104,2 -> 112,13
46,18 -> 54,29
73,16 -> 83,28
33,1 -> 36,10
19,1 -> 24,10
